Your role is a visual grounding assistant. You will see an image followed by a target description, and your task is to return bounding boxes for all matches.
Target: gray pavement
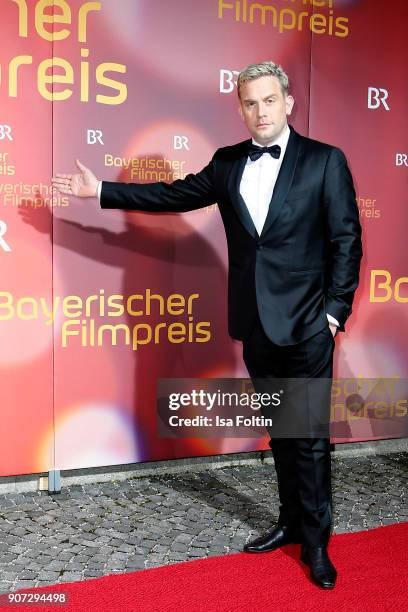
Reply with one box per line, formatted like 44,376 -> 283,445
0,449 -> 407,593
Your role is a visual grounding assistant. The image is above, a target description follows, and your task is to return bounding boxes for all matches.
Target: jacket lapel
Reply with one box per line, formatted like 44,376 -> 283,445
260,126 -> 301,238
227,140 -> 259,239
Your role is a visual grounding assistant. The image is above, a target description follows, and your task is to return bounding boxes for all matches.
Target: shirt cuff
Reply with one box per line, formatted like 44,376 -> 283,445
326,313 -> 340,327
97,181 -> 102,200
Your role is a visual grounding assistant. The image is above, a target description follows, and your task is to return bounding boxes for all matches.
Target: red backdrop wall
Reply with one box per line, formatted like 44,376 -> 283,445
0,0 -> 406,476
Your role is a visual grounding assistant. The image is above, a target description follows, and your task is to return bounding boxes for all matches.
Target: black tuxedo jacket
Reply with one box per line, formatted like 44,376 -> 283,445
101,126 -> 362,345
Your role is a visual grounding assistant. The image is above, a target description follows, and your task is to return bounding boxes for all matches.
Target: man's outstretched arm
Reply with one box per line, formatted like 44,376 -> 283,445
52,157 -> 218,213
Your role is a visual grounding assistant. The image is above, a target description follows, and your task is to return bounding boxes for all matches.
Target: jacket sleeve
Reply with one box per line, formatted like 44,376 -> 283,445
100,153 -> 218,213
323,147 -> 363,331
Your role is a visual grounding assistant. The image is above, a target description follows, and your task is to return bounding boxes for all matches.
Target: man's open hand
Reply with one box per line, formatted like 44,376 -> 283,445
52,160 -> 99,198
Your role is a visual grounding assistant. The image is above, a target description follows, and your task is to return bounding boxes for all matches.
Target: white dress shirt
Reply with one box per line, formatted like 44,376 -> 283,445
240,125 -> 290,236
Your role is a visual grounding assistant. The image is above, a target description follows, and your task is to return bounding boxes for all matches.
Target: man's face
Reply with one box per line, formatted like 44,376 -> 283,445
238,75 -> 294,145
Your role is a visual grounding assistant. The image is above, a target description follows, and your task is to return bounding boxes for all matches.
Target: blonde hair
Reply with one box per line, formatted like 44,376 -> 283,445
237,61 -> 289,98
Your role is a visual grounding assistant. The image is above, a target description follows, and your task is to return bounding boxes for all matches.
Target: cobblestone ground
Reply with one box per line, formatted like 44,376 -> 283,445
0,452 -> 407,593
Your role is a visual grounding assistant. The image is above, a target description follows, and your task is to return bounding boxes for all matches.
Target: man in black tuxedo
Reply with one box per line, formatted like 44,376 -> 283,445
52,61 -> 362,589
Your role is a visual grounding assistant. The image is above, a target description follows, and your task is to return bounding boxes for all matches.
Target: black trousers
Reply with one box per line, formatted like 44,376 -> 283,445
242,315 -> 335,547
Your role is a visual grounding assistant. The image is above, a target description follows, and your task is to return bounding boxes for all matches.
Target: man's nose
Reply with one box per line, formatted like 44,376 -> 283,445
257,103 -> 267,117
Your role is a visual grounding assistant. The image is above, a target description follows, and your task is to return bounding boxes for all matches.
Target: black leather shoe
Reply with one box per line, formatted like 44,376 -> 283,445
300,545 -> 337,588
243,525 -> 301,553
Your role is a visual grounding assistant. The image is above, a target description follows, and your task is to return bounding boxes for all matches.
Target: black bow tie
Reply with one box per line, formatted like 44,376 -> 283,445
248,143 -> 281,161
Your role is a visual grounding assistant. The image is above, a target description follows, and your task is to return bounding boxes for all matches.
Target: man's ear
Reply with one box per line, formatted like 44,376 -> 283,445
286,95 -> 295,116
238,104 -> 244,120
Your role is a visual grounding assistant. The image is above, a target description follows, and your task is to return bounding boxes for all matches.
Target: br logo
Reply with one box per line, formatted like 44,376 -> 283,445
174,136 -> 189,151
368,87 -> 390,111
87,129 -> 104,145
219,69 -> 240,93
0,125 -> 13,140
395,154 -> 408,167
0,220 -> 12,252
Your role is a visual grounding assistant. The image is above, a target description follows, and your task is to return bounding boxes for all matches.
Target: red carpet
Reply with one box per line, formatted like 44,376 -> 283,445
4,523 -> 408,612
